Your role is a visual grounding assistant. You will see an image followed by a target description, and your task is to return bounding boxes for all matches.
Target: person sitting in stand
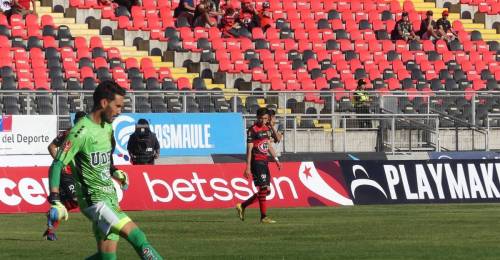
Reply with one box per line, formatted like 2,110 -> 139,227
2,0 -> 36,19
392,11 -> 420,42
418,10 -> 439,40
258,2 -> 272,32
174,0 -> 197,26
220,6 -> 240,37
436,10 -> 458,42
238,0 -> 260,32
193,0 -> 218,28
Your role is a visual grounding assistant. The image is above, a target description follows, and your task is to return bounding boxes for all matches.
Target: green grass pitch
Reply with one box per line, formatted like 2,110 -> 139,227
1,204 -> 500,259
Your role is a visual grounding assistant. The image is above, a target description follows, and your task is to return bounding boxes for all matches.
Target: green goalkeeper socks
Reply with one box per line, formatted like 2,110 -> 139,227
85,252 -> 116,260
126,227 -> 164,260
100,252 -> 117,260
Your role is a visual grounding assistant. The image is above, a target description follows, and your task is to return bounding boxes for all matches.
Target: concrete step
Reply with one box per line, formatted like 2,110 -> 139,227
37,12 -> 64,19
412,3 -> 437,9
463,23 -> 486,30
114,46 -> 141,52
52,18 -> 78,24
57,23 -> 89,30
207,84 -> 225,89
458,19 -> 473,24
482,34 -> 500,41
123,55 -> 162,62
79,35 -> 112,41
120,50 -> 150,57
172,73 -> 198,80
102,40 -> 126,47
153,61 -> 175,67
476,29 -> 497,34
169,67 -> 188,74
70,29 -> 101,36
37,7 -> 53,13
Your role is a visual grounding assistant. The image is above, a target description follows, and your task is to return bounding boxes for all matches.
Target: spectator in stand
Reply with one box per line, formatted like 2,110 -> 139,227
0,0 -> 13,15
193,0 -> 218,28
13,0 -> 36,15
220,6 -> 240,37
436,10 -> 458,42
258,2 -> 272,32
418,10 -> 439,40
238,0 -> 260,32
353,79 -> 371,128
391,11 -> 420,41
99,0 -> 113,5
174,0 -> 197,26
113,0 -> 141,12
1,0 -> 36,19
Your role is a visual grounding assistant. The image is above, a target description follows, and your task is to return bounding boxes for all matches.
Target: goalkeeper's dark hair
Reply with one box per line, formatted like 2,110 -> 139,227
73,111 -> 87,124
92,80 -> 126,111
256,107 -> 269,117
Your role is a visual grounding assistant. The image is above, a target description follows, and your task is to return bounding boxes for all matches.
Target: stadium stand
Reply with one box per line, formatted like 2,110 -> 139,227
0,0 -> 499,132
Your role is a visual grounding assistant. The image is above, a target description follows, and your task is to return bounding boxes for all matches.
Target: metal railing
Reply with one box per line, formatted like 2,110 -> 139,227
1,90 -> 499,152
243,113 -> 440,154
487,114 -> 500,151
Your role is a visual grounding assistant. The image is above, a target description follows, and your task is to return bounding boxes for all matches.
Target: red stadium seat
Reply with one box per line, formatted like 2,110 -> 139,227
177,77 -> 191,89
81,66 -> 95,79
41,15 -> 54,27
94,57 -> 108,69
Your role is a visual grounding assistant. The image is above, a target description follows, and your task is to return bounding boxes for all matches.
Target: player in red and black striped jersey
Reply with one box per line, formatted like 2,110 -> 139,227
42,111 -> 86,241
236,107 -> 281,224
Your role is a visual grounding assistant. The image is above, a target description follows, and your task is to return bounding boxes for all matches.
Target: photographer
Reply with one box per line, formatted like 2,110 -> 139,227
127,119 -> 160,165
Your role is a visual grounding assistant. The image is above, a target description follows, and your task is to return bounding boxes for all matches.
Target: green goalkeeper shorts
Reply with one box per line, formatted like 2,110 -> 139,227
82,200 -> 132,241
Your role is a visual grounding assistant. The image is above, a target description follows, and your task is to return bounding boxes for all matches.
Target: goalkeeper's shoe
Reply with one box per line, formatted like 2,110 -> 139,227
42,229 -> 57,241
260,217 -> 276,224
236,203 -> 245,221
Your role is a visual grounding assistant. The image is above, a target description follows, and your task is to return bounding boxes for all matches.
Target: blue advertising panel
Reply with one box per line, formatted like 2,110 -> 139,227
111,113 -> 245,158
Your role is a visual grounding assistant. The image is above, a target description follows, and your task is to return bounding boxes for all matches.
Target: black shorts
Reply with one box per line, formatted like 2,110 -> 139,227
251,160 -> 270,187
60,173 -> 77,203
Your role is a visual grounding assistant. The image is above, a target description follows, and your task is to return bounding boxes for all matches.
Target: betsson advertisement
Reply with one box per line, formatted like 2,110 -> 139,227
0,161 -> 352,213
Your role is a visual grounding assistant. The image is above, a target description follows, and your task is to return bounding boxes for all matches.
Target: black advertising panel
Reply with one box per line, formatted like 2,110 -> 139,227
340,160 -> 500,205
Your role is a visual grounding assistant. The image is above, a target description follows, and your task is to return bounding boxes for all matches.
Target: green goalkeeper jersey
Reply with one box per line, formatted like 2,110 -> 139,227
56,116 -> 117,209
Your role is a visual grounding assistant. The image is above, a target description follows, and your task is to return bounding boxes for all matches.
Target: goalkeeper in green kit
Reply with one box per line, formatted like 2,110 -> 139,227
47,81 -> 163,260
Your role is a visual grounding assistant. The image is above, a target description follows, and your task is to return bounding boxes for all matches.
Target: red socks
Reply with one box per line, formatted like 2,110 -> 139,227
242,187 -> 268,219
242,194 -> 257,208
257,188 -> 268,219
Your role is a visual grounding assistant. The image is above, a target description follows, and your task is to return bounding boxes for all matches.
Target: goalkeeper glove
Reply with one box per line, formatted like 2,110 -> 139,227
47,192 -> 68,222
112,169 -> 129,190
